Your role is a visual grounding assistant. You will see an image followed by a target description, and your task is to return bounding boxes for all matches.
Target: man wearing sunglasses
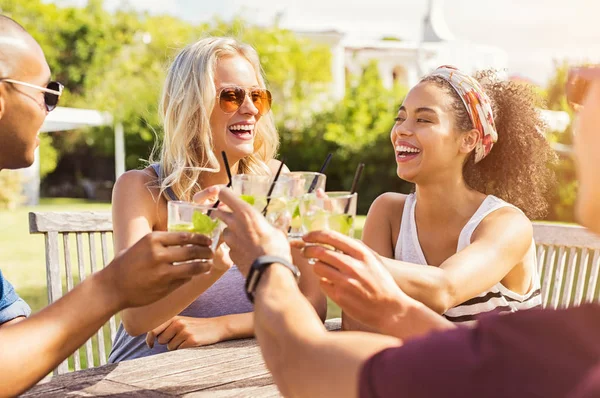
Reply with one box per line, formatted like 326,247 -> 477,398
0,15 -> 217,396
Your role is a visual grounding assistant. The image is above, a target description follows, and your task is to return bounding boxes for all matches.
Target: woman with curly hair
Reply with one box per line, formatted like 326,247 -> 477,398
349,65 -> 557,330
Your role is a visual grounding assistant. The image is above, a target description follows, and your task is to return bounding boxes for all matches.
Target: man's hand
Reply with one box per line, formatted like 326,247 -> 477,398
302,230 -> 408,333
214,188 -> 292,277
105,232 -> 213,309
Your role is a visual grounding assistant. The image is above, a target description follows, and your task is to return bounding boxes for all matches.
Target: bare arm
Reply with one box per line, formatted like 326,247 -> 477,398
254,265 -> 401,398
304,230 -> 455,341
363,195 -> 533,313
113,171 -> 226,336
0,316 -> 25,329
0,271 -> 120,396
0,232 -> 211,397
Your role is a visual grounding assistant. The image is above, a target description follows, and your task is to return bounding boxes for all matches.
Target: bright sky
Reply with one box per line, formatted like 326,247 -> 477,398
51,0 -> 598,85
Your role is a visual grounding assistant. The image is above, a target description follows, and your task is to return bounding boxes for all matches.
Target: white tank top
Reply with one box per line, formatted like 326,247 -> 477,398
395,193 -> 542,324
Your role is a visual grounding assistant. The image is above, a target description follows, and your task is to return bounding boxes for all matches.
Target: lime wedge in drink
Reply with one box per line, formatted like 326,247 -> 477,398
240,194 -> 255,206
329,214 -> 354,236
303,211 -> 330,232
192,211 -> 219,234
265,197 -> 288,214
169,223 -> 195,232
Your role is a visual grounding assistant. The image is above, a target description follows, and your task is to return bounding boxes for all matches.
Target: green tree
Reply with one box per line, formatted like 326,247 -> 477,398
281,61 -> 411,214
543,61 -> 577,222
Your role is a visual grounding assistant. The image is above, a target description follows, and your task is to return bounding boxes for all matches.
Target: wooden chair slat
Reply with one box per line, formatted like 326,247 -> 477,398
87,233 -> 107,366
541,246 -> 556,308
585,250 -> 600,303
45,231 -> 68,375
29,211 -> 112,233
75,232 -> 95,370
536,245 -> 546,275
574,248 -> 590,306
62,234 -> 81,372
533,223 -> 600,249
560,248 -> 579,308
550,246 -> 568,309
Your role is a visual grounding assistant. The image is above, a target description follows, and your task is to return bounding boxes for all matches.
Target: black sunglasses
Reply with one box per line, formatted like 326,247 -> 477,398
0,78 -> 64,112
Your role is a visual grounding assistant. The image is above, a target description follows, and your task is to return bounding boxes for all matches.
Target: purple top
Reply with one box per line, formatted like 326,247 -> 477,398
108,164 -> 253,363
360,305 -> 600,398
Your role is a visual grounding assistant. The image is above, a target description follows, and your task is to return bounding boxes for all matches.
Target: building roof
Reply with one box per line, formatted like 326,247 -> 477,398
40,107 -> 113,133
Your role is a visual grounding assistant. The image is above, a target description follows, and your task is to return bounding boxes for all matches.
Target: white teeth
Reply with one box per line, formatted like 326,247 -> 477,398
395,145 -> 421,154
229,125 -> 253,131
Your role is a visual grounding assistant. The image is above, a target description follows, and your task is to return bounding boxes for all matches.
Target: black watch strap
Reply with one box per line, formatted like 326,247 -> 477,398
245,255 -> 300,303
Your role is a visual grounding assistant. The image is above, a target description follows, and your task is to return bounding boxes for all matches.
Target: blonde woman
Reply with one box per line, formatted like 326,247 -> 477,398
108,37 -> 325,362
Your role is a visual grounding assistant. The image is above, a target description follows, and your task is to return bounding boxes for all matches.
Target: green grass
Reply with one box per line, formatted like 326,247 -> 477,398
0,198 -> 111,312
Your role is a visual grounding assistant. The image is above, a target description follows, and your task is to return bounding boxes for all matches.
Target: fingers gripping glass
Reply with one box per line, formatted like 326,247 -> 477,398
0,78 -> 64,112
217,86 -> 272,115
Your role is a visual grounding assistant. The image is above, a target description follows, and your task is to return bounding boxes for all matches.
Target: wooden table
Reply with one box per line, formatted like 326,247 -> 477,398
22,319 -> 341,397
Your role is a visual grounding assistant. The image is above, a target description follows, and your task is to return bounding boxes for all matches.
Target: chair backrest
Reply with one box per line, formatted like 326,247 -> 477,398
533,222 -> 600,309
29,211 -> 115,375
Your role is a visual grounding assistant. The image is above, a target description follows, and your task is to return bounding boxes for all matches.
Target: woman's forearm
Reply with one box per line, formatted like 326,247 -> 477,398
122,269 -> 226,336
219,312 -> 255,340
380,257 -> 454,314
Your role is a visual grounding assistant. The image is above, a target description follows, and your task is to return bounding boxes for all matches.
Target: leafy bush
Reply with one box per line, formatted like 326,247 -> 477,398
0,170 -> 25,210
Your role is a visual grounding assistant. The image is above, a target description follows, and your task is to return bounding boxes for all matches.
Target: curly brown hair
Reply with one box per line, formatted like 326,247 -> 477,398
421,70 -> 557,220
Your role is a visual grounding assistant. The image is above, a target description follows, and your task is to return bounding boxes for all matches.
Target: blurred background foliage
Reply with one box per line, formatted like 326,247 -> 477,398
0,0 -> 576,219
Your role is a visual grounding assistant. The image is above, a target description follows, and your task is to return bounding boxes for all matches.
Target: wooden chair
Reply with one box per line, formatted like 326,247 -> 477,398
533,222 -> 600,309
29,211 -> 116,375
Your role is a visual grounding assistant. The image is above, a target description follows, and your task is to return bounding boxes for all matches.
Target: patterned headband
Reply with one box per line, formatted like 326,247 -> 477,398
426,65 -> 498,163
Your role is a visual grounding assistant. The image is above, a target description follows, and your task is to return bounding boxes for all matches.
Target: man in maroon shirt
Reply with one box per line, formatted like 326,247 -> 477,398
214,66 -> 600,398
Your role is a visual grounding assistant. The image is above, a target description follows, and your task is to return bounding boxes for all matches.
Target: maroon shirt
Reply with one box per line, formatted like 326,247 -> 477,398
569,365 -> 600,398
360,305 -> 600,398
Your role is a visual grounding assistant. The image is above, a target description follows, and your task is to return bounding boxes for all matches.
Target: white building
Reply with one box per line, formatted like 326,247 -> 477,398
296,0 -> 568,133
297,0 -> 508,99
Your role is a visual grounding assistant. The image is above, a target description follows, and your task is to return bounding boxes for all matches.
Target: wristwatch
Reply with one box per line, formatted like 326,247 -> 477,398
245,255 -> 301,303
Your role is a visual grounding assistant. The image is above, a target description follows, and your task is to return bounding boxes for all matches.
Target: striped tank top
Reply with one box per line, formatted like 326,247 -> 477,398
394,193 -> 541,324
108,164 -> 254,363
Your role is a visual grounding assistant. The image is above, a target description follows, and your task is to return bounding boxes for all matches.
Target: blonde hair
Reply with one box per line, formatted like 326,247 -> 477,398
152,37 -> 279,202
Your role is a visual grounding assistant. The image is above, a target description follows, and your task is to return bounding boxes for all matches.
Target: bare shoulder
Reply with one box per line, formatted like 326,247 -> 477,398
112,166 -> 164,209
475,205 -> 533,242
363,192 -> 408,254
369,192 -> 408,218
267,158 -> 290,174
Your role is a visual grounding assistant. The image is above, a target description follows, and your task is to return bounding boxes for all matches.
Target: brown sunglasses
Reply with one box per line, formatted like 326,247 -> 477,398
217,86 -> 272,115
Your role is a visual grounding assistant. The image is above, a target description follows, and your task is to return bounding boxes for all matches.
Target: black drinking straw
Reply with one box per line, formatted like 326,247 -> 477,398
307,152 -> 333,194
221,150 -> 233,188
344,163 -> 365,213
209,151 -> 233,213
262,157 -> 286,216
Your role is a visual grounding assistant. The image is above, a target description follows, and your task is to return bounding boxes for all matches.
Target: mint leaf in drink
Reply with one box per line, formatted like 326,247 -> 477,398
192,211 -> 219,234
329,214 -> 354,236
